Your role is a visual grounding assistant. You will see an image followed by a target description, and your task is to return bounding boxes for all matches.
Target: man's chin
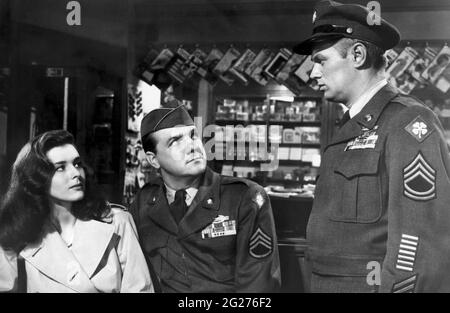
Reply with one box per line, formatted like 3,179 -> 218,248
323,91 -> 333,100
188,160 -> 207,173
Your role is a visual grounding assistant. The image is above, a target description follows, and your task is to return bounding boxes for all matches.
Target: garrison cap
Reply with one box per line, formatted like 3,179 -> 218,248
140,105 -> 194,138
293,0 -> 401,55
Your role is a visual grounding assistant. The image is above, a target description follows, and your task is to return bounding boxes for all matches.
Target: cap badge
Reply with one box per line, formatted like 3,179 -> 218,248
312,11 -> 317,23
346,27 -> 353,34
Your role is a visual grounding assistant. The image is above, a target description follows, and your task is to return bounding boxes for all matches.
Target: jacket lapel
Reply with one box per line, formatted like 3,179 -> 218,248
20,227 -> 98,293
146,180 -> 178,235
327,84 -> 399,149
70,219 -> 116,279
178,168 -> 221,239
327,118 -> 362,148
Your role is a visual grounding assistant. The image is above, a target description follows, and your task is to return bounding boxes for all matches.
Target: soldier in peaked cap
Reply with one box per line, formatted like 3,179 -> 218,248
129,104 -> 281,292
295,0 -> 450,292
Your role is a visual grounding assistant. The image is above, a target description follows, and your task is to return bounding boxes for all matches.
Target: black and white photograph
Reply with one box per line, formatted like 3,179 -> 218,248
1,0 -> 450,302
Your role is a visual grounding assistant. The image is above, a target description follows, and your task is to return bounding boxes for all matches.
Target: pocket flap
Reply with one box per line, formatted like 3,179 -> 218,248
335,150 -> 381,179
309,252 -> 383,277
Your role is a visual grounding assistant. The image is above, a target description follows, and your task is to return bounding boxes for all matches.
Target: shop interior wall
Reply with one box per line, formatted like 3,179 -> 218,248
3,0 -> 450,196
2,0 -> 129,199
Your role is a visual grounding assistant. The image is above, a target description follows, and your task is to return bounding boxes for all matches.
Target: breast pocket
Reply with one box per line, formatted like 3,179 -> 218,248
330,150 -> 383,223
200,234 -> 236,262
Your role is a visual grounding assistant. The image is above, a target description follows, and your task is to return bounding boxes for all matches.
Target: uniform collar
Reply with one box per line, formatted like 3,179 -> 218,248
349,78 -> 388,118
164,182 -> 199,206
145,167 -> 221,238
328,83 -> 398,148
178,167 -> 221,238
353,82 -> 398,128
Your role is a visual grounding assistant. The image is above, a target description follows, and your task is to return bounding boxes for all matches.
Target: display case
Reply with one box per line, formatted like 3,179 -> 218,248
211,88 -> 325,196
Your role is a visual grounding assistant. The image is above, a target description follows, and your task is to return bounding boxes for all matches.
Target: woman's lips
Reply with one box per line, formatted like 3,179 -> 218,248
70,183 -> 83,189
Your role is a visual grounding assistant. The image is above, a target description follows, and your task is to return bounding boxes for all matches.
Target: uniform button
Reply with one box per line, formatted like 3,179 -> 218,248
182,253 -> 185,259
364,114 -> 373,122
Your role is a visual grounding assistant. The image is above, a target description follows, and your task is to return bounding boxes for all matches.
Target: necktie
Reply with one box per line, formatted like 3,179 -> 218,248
170,189 -> 187,224
339,110 -> 351,127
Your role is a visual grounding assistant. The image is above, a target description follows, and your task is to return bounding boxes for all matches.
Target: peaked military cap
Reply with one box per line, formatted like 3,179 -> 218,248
140,104 -> 194,138
293,0 -> 401,55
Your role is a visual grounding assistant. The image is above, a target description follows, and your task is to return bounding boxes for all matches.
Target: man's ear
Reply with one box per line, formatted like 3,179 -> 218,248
146,151 -> 160,169
350,42 -> 368,69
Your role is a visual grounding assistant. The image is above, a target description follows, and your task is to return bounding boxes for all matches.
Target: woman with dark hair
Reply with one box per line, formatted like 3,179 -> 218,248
0,130 -> 153,293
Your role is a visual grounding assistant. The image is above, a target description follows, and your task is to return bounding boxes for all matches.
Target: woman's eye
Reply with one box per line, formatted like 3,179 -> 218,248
55,166 -> 65,172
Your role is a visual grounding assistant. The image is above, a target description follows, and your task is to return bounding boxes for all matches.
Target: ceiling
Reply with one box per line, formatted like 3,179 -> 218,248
131,0 -> 450,47
133,0 -> 450,17
5,0 -> 450,62
7,0 -> 450,45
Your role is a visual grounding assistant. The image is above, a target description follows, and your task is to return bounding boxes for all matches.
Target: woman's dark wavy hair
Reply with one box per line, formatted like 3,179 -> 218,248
0,130 -> 110,253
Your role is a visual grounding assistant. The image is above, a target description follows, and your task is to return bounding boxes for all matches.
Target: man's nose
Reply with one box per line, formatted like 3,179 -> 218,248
310,63 -> 321,80
182,136 -> 195,152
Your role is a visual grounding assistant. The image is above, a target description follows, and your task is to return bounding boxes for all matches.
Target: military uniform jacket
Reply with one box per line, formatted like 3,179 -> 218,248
0,205 -> 154,293
307,84 -> 450,292
130,167 -> 281,293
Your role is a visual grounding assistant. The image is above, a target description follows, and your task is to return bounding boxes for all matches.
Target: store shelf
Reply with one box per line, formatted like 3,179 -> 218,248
275,160 -> 313,166
277,143 -> 321,148
220,159 -> 271,165
217,142 -> 320,149
266,177 -> 308,183
213,91 -> 323,193
222,159 -> 314,166
215,119 -> 267,125
269,194 -> 314,203
268,120 -> 321,127
215,120 -> 321,127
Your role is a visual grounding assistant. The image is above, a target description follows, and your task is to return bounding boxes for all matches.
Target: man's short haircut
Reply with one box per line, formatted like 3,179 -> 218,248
142,133 -> 157,154
335,37 -> 386,71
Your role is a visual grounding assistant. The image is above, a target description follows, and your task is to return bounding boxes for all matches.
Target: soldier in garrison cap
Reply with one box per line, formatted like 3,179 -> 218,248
296,0 -> 450,292
129,104 -> 281,292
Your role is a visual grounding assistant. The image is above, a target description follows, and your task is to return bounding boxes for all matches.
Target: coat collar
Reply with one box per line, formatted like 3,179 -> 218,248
145,167 -> 221,238
20,219 -> 115,292
328,84 -> 398,148
178,167 -> 221,238
70,218 -> 116,279
145,186 -> 178,235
